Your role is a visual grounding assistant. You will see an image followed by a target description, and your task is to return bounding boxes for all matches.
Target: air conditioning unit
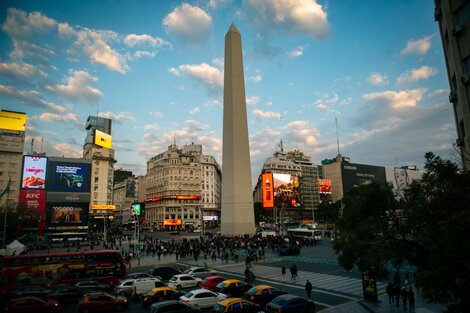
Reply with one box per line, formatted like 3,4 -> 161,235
461,74 -> 470,85
434,8 -> 442,21
452,25 -> 464,36
456,138 -> 464,147
449,92 -> 457,103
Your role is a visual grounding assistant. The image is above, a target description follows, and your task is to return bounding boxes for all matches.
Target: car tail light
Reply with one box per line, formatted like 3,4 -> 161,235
181,299 -> 189,303
250,296 -> 255,300
144,298 -> 149,302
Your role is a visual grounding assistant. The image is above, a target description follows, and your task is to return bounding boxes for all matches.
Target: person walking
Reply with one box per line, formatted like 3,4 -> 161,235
407,288 -> 415,312
305,280 -> 313,299
386,282 -> 394,306
401,287 -> 408,311
290,265 -> 295,280
281,265 -> 286,280
293,264 -> 299,280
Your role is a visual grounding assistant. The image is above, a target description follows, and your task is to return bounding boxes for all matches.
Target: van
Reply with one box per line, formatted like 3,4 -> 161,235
132,277 -> 165,299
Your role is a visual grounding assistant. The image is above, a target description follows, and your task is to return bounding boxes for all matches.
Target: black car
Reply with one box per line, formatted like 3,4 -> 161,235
266,294 -> 315,313
277,244 -> 301,256
75,280 -> 112,292
12,285 -> 53,299
148,266 -> 181,281
243,285 -> 288,307
48,284 -> 83,303
212,280 -> 252,297
149,300 -> 201,313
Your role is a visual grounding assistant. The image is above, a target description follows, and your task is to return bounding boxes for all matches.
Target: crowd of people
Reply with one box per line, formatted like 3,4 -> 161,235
386,273 -> 416,312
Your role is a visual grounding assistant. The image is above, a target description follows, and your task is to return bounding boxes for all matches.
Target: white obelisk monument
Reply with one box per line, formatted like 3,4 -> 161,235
221,24 -> 255,235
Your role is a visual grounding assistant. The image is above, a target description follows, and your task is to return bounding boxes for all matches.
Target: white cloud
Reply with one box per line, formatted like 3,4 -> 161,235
46,69 -> 103,105
58,22 -> 74,36
246,96 -> 259,105
341,97 -> 352,106
144,124 -> 160,130
150,111 -> 164,118
401,36 -> 432,56
397,66 -> 438,85
124,34 -> 168,48
209,0 -> 234,9
2,8 -> 56,38
284,120 -> 306,129
162,3 -> 212,44
246,0 -> 330,39
429,88 -> 448,97
0,62 -> 44,78
368,72 -> 388,85
52,143 -> 82,158
39,112 -> 79,122
252,109 -> 282,120
0,84 -> 64,112
314,92 -> 339,112
248,74 -> 262,83
286,46 -> 304,59
98,111 -> 135,122
362,89 -> 425,110
169,63 -> 223,97
190,107 -> 200,114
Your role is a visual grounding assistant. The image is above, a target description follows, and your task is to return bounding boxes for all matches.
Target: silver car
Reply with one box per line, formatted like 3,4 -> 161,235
115,278 -> 135,297
183,267 -> 217,279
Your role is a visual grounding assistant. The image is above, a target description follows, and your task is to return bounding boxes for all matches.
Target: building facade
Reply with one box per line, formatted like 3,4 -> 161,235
113,175 -> 138,224
435,0 -> 470,169
145,143 -> 221,230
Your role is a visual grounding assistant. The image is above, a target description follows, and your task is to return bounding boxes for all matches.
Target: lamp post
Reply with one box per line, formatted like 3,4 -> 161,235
1,178 -> 11,249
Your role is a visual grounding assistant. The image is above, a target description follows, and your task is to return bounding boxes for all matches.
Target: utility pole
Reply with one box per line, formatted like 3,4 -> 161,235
1,178 -> 11,249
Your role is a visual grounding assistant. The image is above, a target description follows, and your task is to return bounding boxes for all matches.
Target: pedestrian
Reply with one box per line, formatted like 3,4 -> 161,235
386,282 -> 394,306
394,283 -> 400,307
305,280 -> 313,299
407,288 -> 415,312
290,265 -> 295,280
281,265 -> 286,280
401,287 -> 408,311
293,264 -> 299,280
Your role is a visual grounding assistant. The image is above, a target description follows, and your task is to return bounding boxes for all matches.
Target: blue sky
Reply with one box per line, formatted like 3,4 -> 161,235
0,0 -> 457,185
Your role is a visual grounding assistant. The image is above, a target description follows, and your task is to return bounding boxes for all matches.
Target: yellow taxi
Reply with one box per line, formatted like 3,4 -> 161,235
243,285 -> 288,306
212,298 -> 262,313
142,286 -> 183,308
212,279 -> 252,297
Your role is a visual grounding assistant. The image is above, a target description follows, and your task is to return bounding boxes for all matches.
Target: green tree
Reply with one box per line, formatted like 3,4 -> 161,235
316,199 -> 341,225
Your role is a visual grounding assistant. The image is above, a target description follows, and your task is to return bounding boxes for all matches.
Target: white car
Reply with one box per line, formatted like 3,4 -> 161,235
168,274 -> 202,290
184,267 -> 217,279
180,289 -> 227,308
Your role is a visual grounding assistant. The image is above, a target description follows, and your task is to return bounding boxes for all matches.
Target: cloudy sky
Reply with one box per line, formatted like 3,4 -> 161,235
0,0 -> 457,186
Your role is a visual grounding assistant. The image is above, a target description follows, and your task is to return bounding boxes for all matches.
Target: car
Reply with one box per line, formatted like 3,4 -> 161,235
12,285 -> 53,299
75,280 -> 112,292
212,298 -> 262,313
277,244 -> 301,256
47,284 -> 83,303
243,285 -> 288,307
78,292 -> 128,313
141,287 -> 183,308
201,276 -> 227,290
127,272 -> 153,280
115,279 -> 135,297
192,229 -> 202,233
149,300 -> 201,313
212,279 -> 252,297
132,277 -> 166,299
184,267 -> 218,279
5,296 -> 61,313
168,274 -> 202,290
149,266 -> 182,281
265,294 -> 315,313
180,288 -> 227,309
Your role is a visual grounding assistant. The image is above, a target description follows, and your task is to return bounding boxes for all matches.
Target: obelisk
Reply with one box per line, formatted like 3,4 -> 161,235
221,24 -> 255,236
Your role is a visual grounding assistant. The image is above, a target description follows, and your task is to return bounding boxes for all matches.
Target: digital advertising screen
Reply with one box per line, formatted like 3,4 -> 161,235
273,173 -> 301,208
318,178 -> 332,194
0,110 -> 26,131
163,219 -> 182,226
342,163 -> 386,194
46,203 -> 89,227
262,173 -> 274,208
47,161 -> 91,192
21,156 -> 47,189
94,129 -> 112,148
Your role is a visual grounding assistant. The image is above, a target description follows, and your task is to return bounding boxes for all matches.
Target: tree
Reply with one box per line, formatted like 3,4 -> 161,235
316,199 -> 341,225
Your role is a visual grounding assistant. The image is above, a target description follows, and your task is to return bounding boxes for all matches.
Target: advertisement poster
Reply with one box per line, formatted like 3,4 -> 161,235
19,189 -> 46,235
52,206 -> 83,224
47,161 -> 91,192
262,173 -> 274,208
0,110 -> 26,131
318,178 -> 333,194
273,173 -> 301,208
21,156 -> 47,189
362,273 -> 378,302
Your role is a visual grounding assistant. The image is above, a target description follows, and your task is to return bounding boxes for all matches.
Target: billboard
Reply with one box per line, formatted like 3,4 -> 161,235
262,173 -> 274,208
46,203 -> 89,227
94,129 -> 112,148
131,203 -> 142,216
92,204 -> 116,210
273,173 -> 301,208
342,163 -> 386,193
163,219 -> 182,226
46,160 -> 91,192
19,190 -> 46,235
0,110 -> 26,131
318,178 -> 332,194
21,156 -> 47,189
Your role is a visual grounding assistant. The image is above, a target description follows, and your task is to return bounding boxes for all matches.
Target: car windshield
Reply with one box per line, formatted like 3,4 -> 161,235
246,287 -> 259,294
271,297 -> 288,305
170,277 -> 177,281
184,292 -> 194,298
213,304 -> 226,313
217,282 -> 227,288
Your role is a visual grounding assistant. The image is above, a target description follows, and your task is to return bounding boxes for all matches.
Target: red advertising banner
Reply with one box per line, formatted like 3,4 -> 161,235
318,178 -> 332,194
19,189 -> 46,235
262,173 -> 274,208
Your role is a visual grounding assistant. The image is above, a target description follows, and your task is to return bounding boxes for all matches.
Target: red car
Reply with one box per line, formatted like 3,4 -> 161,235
6,296 -> 61,313
201,276 -> 226,290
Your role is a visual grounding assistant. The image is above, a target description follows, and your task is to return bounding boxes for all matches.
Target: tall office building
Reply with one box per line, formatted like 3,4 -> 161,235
83,116 -> 116,220
434,0 -> 470,169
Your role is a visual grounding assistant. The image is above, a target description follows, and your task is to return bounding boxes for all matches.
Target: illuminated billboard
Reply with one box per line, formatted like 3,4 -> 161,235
19,190 -> 46,235
262,173 -> 274,208
131,203 -> 141,216
318,179 -> 332,194
46,203 -> 89,227
46,160 -> 91,192
21,156 -> 47,189
92,204 -> 116,210
0,110 -> 26,131
94,129 -> 112,148
163,219 -> 182,226
273,173 -> 301,208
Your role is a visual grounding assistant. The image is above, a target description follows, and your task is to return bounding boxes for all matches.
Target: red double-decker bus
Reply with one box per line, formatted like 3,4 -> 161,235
1,250 -> 126,294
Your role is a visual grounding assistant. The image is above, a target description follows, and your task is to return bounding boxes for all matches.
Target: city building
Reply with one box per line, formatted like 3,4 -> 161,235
434,0 -> 470,169
114,169 -> 133,185
253,142 -> 320,224
0,110 -> 26,210
82,116 -> 116,222
145,143 -> 221,230
113,175 -> 138,224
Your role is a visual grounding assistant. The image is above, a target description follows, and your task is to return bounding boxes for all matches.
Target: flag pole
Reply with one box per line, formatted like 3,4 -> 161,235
2,178 -> 11,249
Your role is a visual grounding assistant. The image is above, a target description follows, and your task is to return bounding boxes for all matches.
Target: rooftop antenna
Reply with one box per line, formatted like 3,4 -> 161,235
40,137 -> 43,154
173,132 -> 177,146
96,109 -> 99,117
279,138 -> 284,153
31,138 -> 34,154
335,117 -> 341,155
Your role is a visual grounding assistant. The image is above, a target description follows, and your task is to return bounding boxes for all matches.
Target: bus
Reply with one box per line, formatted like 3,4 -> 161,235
287,228 -> 323,240
1,250 -> 126,294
